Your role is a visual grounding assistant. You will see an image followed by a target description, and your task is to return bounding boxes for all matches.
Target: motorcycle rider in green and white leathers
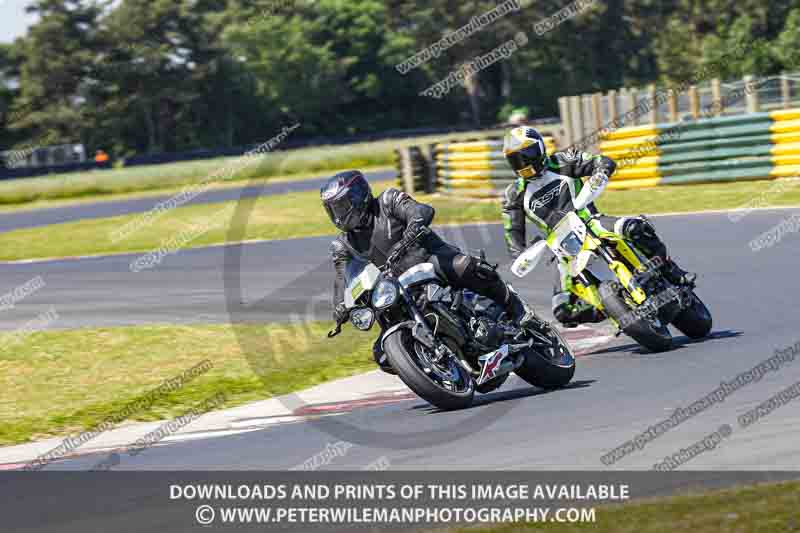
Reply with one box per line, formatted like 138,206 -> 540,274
500,126 -> 695,328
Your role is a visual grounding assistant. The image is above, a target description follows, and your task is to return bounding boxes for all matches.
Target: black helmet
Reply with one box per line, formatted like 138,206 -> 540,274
321,170 -> 374,232
503,126 -> 549,178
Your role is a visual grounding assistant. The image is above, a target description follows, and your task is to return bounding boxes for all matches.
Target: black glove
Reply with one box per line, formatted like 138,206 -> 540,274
333,302 -> 349,324
386,225 -> 430,269
385,241 -> 409,268
403,222 -> 431,242
387,234 -> 416,266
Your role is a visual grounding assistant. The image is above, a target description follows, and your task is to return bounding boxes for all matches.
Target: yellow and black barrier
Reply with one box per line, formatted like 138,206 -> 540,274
600,109 -> 800,190
433,136 -> 556,198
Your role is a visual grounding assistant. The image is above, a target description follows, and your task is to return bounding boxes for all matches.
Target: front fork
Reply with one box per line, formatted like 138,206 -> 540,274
567,231 -> 650,315
387,283 -> 460,369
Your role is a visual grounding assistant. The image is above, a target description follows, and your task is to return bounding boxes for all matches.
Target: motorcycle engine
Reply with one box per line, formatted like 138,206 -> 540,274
470,317 -> 502,348
469,314 -> 511,394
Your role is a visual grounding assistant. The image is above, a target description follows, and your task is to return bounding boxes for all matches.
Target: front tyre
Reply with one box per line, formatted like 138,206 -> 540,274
599,281 -> 673,353
515,325 -> 576,389
672,291 -> 713,339
383,330 -> 474,410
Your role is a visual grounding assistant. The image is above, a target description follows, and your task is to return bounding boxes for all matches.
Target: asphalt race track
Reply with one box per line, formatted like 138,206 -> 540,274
0,223 -> 556,331
0,169 -> 394,233
6,207 -> 800,470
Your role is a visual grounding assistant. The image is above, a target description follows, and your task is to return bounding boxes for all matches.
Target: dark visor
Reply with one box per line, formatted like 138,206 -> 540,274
508,144 -> 547,175
324,194 -> 355,227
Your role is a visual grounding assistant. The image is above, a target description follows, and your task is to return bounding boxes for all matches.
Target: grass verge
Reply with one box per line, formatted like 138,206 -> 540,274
0,180 -> 498,260
1,178 -> 799,262
446,480 -> 800,532
597,177 -> 800,216
0,321 -> 375,446
0,129 -> 508,207
0,167 -> 389,214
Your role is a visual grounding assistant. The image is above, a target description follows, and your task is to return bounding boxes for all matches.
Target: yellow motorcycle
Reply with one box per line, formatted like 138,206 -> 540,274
511,209 -> 712,352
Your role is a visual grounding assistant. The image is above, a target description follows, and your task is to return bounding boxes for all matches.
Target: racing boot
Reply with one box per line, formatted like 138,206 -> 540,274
618,216 -> 695,287
505,284 -> 539,330
553,293 -> 605,328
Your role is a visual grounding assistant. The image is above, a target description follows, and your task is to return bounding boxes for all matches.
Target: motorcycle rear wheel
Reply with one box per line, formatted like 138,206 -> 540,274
514,325 -> 576,389
672,291 -> 713,339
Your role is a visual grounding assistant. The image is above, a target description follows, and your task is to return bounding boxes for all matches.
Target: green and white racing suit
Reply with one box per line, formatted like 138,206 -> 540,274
501,148 -> 671,326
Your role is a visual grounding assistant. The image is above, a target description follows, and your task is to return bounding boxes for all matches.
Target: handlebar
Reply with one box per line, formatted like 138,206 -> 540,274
382,227 -> 431,273
329,227 -> 430,338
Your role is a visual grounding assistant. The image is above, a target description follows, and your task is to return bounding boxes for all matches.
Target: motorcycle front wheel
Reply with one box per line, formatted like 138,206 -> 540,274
383,329 -> 474,411
599,281 -> 673,352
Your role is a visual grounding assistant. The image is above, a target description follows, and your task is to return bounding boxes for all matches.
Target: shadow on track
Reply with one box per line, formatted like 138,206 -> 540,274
586,329 -> 743,356
410,379 -> 596,414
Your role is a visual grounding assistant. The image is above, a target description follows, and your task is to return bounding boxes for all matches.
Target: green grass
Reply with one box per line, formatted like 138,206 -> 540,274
0,129 -> 508,208
0,180 -> 502,260
0,321 -> 376,446
0,178 -> 798,262
0,167 -> 365,214
444,480 -> 800,533
597,177 -> 800,215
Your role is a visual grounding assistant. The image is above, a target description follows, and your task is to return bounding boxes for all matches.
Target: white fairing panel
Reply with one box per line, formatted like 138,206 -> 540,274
511,240 -> 550,277
551,212 -> 588,259
571,250 -> 594,277
344,263 -> 381,308
398,263 -> 438,288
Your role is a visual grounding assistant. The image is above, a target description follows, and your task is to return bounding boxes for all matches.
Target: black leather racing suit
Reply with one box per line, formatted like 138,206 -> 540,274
501,148 -> 670,326
331,188 -> 523,369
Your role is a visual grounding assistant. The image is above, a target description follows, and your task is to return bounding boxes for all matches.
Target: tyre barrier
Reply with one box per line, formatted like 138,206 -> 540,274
600,109 -> 800,189
395,145 -> 437,193
433,136 -> 556,198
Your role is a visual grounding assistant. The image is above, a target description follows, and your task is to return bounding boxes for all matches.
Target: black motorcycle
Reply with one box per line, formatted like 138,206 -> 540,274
328,229 -> 575,410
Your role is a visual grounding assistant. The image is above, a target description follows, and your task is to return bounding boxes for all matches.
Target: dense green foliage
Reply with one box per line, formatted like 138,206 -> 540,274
1,0 -> 799,157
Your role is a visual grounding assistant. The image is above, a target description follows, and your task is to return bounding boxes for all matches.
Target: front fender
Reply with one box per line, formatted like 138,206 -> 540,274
380,321 -> 415,353
570,249 -> 595,277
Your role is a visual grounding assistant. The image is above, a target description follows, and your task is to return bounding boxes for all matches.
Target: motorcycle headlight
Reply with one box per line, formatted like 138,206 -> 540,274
371,280 -> 398,309
561,232 -> 583,256
350,307 -> 375,331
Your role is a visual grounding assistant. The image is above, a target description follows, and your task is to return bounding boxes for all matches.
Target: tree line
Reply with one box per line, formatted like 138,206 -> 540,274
0,0 -> 798,159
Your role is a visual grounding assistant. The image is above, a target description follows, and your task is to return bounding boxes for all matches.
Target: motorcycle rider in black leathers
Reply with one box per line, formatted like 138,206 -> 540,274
500,127 -> 695,328
323,170 -> 536,373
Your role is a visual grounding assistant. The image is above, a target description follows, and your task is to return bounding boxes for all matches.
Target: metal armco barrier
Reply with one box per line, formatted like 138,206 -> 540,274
602,109 -> 800,189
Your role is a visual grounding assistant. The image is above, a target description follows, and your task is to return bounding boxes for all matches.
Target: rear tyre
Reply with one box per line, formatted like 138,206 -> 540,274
599,281 -> 673,353
672,292 -> 713,339
383,330 -> 474,410
515,326 -> 576,389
